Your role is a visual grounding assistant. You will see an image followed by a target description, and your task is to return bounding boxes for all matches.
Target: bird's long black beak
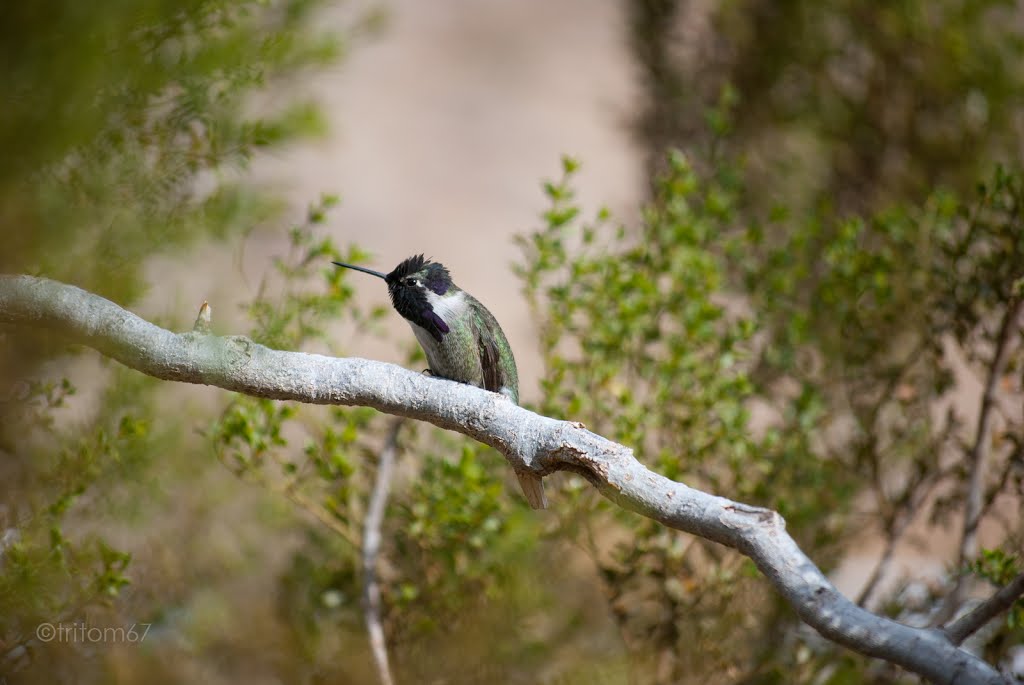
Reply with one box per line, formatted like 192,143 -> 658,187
332,261 -> 388,280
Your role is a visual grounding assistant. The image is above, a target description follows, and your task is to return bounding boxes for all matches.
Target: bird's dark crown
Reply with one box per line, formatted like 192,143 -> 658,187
385,254 -> 454,296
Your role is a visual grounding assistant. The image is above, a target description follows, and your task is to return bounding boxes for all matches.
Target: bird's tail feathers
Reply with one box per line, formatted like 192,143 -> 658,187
515,471 -> 548,510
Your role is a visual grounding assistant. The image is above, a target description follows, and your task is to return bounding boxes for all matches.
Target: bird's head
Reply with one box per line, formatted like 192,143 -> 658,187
332,254 -> 457,341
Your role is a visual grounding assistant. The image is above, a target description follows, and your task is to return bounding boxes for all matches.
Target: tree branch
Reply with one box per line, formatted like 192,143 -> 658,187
944,571 -> 1024,647
0,275 -> 1010,685
362,418 -> 402,685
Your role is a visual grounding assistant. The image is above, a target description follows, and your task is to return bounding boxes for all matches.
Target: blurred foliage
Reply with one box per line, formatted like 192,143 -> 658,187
0,364 -> 180,680
0,0 -> 344,305
0,0 -> 357,681
515,145 -> 1024,681
519,152 -> 855,535
969,549 -> 1024,632
628,0 -> 1024,213
4,2 -> 1024,684
518,153 -> 857,683
621,2 -> 1024,679
742,167 -> 1024,684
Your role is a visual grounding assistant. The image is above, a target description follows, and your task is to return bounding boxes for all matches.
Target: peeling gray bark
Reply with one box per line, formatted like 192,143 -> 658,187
0,275 -> 1011,685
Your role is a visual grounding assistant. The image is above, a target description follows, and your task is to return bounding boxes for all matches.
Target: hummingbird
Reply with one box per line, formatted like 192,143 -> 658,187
332,254 -> 547,510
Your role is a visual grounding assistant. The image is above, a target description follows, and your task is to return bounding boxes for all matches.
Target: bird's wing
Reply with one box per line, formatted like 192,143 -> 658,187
477,326 -> 503,395
467,294 -> 519,403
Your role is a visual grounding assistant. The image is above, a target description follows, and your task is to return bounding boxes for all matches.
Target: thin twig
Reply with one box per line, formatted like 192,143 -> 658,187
855,472 -> 944,608
976,442 -> 1022,528
936,298 -> 1024,624
362,418 -> 403,685
963,298 -> 1024,560
944,571 -> 1024,646
855,389 -> 953,609
280,481 -> 360,548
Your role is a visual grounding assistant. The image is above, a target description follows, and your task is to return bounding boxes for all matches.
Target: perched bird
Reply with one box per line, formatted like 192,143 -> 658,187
332,254 -> 547,509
